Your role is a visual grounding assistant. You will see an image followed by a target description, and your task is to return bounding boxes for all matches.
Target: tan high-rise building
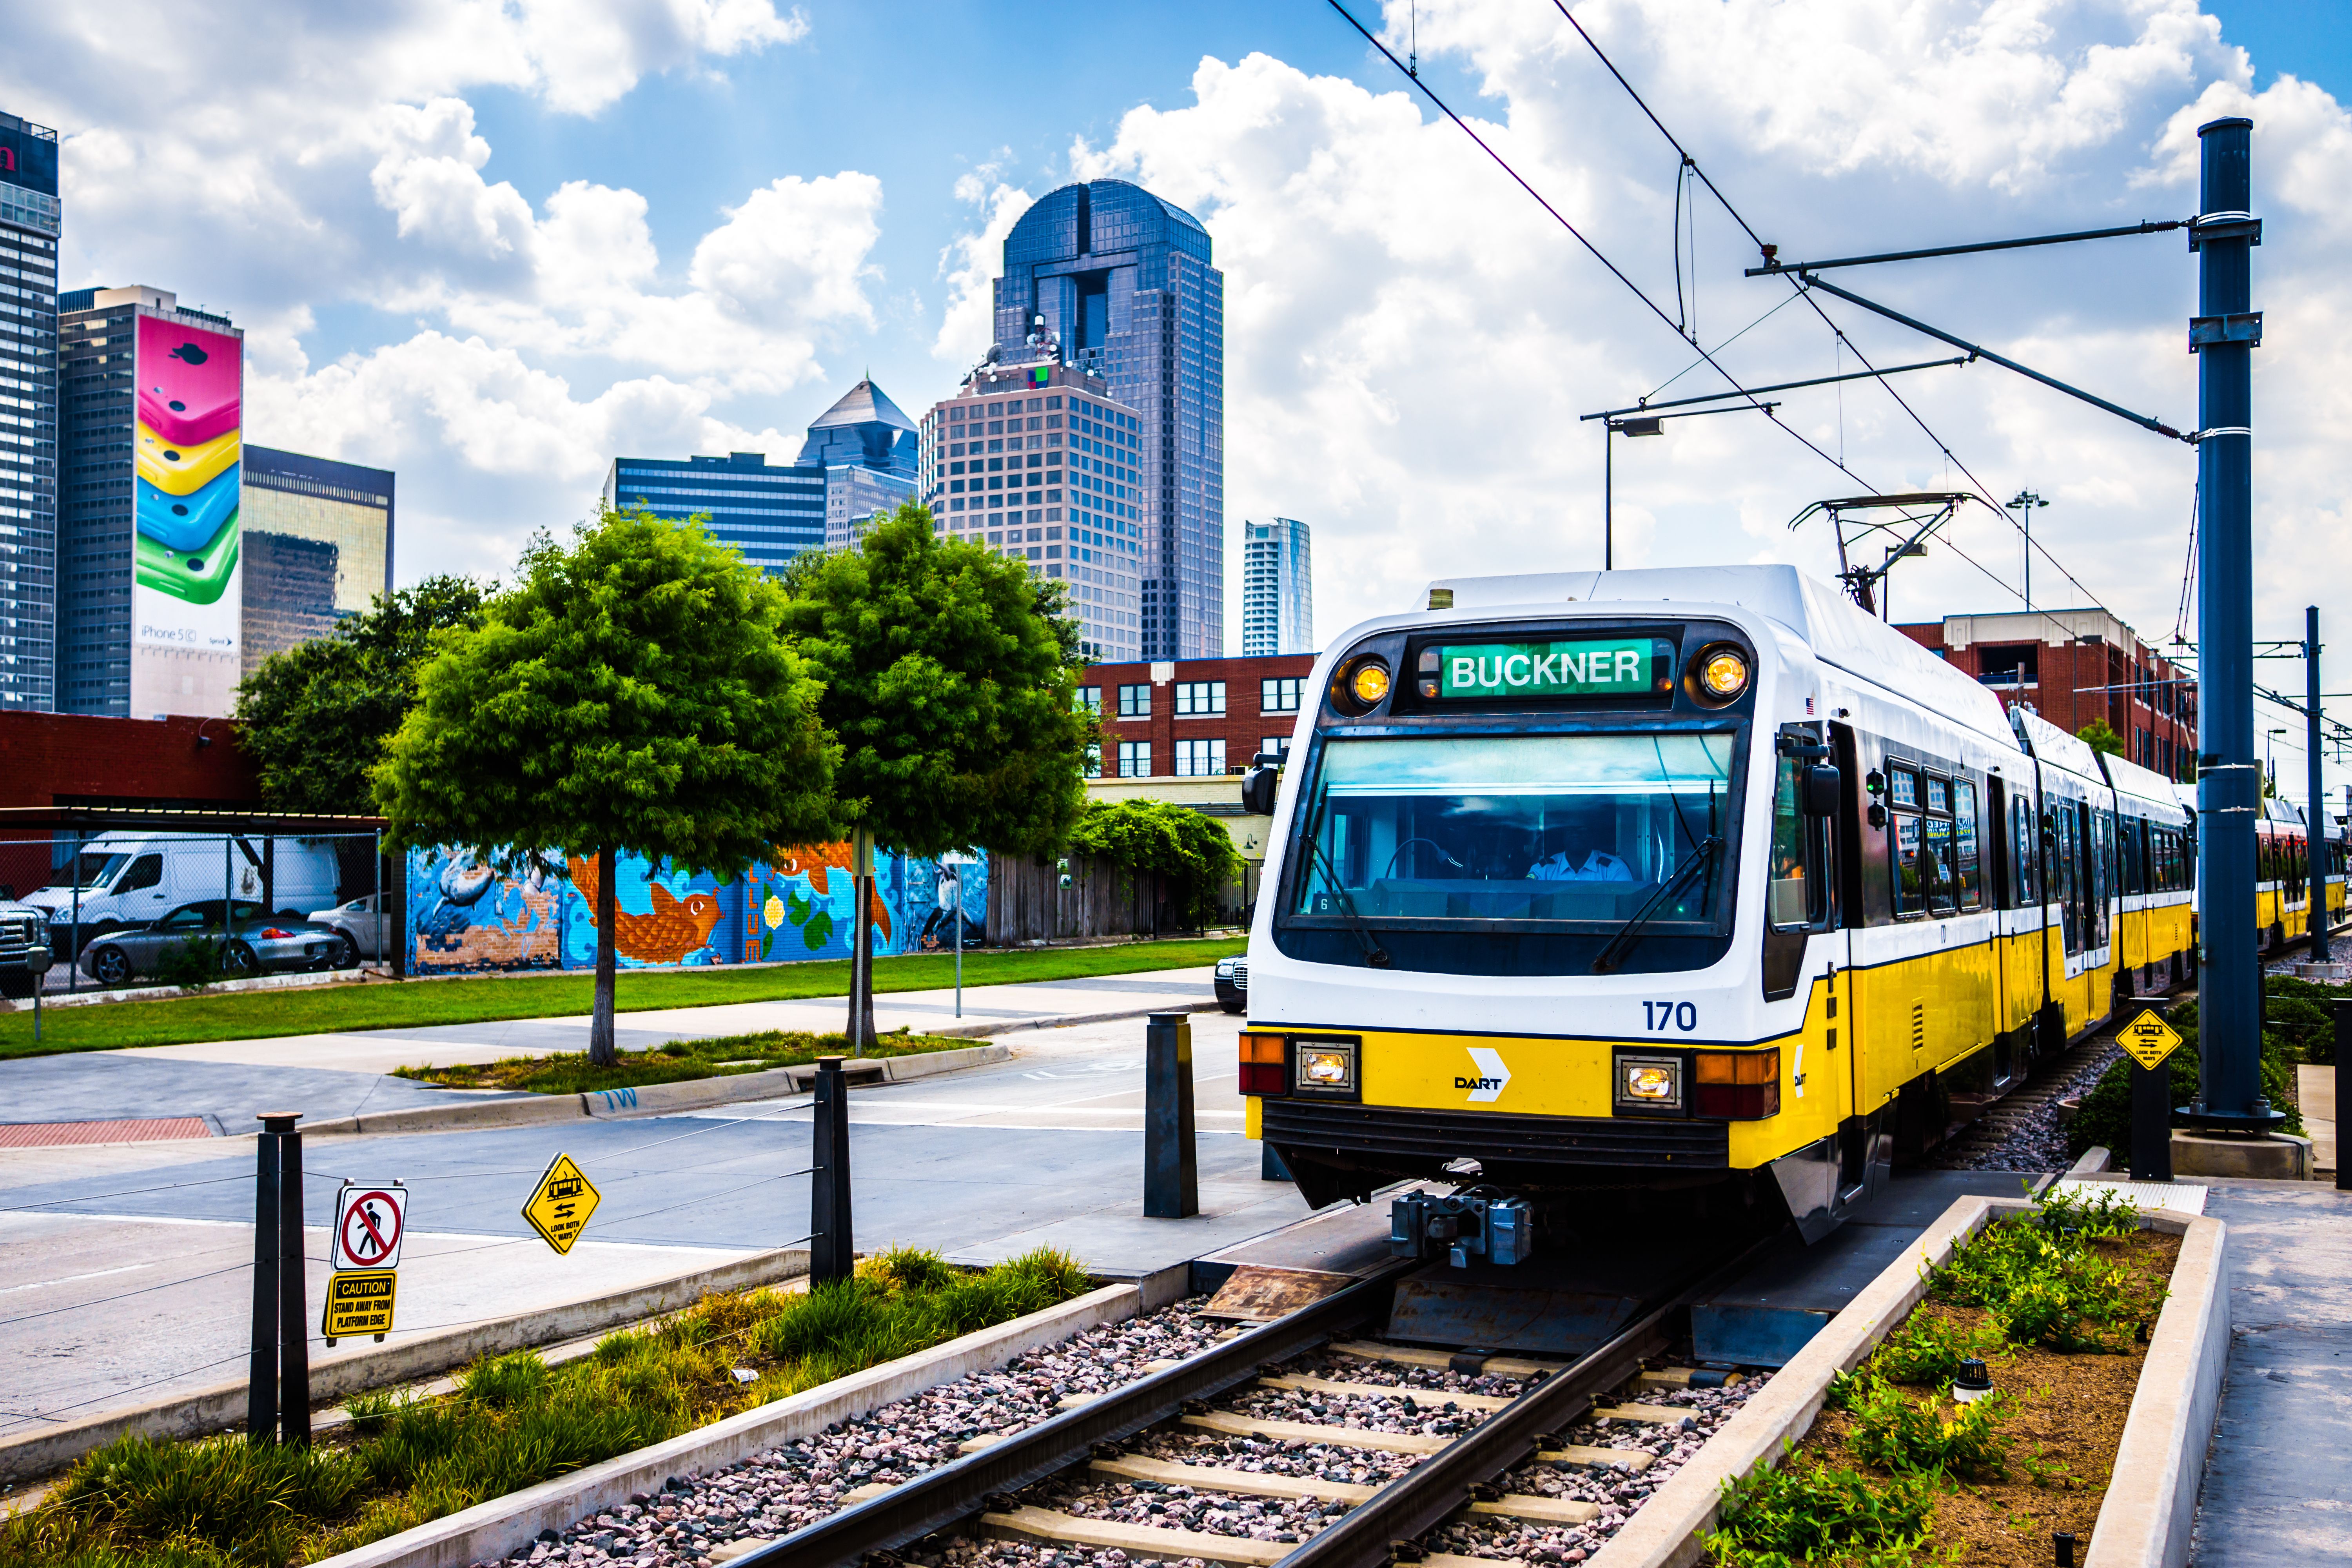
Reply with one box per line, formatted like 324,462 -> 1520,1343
918,356 -> 1142,663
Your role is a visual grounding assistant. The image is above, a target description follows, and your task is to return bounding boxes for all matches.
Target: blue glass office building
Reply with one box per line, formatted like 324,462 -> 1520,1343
1241,517 -> 1313,657
0,110 -> 58,711
602,452 -> 826,574
797,378 -> 917,549
994,181 -> 1223,659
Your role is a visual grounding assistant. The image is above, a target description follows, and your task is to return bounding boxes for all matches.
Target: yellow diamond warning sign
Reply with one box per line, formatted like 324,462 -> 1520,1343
2118,1010 -> 2185,1072
322,1269 -> 398,1341
523,1151 -> 601,1255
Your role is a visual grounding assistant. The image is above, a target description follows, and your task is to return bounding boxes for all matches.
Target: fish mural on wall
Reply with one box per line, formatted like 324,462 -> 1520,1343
567,853 -> 727,966
407,843 -> 985,975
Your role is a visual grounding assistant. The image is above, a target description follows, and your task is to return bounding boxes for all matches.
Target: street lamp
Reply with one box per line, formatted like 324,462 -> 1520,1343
2005,491 -> 2047,614
2267,726 -> 2288,794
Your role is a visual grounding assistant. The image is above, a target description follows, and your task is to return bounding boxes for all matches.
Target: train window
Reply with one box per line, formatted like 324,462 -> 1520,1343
2013,798 -> 2040,905
1955,782 -> 1982,910
1925,777 -> 1950,815
1924,815 -> 1958,914
1890,766 -> 1925,918
1768,753 -> 1828,929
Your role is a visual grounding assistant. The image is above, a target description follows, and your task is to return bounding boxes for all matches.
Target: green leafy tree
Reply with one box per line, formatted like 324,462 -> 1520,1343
1069,798 -> 1244,930
233,576 -> 490,813
376,506 -> 841,1064
780,501 -> 1092,1045
2076,717 -> 2125,757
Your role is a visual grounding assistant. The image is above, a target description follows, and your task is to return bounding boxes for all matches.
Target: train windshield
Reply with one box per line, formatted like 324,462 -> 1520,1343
1285,731 -> 1734,930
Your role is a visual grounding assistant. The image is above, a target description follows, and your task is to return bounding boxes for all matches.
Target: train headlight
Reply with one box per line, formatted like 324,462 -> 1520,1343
1692,645 -> 1751,704
1615,1053 -> 1684,1112
1350,659 -> 1392,706
1296,1041 -> 1357,1093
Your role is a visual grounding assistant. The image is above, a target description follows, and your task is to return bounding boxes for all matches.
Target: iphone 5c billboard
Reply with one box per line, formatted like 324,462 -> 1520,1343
132,314 -> 243,718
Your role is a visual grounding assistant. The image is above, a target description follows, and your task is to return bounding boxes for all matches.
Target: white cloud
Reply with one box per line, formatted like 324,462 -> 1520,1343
1042,4 -> 2348,679
933,177 -> 1033,363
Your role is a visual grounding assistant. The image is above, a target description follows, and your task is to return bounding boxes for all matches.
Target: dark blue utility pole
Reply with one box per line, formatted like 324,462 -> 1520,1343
2191,117 -> 2278,1131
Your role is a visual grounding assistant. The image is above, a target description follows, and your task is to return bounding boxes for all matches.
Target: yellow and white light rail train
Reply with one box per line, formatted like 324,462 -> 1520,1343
1238,565 -> 2343,1249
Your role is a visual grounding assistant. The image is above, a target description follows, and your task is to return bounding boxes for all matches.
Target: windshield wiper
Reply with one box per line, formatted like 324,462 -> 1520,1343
1591,835 -> 1722,975
1301,796 -> 1393,969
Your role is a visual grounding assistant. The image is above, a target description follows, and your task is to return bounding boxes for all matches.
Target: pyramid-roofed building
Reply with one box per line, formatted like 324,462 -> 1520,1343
797,376 -> 919,548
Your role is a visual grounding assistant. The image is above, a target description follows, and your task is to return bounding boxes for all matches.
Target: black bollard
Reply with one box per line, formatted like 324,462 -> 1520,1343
810,1057 -> 854,1283
275,1115 -> 309,1445
247,1118 -> 285,1442
1144,1012 -> 1199,1218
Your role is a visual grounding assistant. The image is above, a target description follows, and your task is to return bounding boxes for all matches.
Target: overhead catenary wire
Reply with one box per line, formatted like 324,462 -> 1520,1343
1537,0 -> 2131,635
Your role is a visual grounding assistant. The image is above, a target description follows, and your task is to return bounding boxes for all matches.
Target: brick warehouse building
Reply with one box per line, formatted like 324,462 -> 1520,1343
1078,652 -> 1318,780
1897,608 -> 2196,780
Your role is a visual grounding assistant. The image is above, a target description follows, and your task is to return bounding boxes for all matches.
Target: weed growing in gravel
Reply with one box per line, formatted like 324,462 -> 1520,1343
1705,1446 -> 1939,1566
0,1247 -> 1091,1567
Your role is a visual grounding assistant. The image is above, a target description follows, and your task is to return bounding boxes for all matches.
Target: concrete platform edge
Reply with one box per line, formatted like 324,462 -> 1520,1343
2082,1210 -> 2229,1568
309,1277 -> 1165,1568
0,1245 -> 812,1486
1589,1195 -> 2027,1568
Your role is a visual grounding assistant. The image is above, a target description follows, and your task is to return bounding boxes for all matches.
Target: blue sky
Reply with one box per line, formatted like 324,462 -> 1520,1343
12,0 -> 2352,792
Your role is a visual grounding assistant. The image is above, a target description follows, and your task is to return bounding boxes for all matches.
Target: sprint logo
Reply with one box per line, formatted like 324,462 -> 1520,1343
1453,1047 -> 1511,1103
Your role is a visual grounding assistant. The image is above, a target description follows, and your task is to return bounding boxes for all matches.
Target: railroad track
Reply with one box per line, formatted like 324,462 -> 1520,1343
737,1241 -> 1774,1568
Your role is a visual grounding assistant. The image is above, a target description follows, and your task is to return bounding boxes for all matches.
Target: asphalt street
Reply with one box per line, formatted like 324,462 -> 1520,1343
0,1004 -> 1300,1438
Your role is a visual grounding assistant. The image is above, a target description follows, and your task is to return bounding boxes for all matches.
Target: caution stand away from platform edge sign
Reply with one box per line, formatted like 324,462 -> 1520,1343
523,1152 -> 601,1255
322,1269 -> 398,1343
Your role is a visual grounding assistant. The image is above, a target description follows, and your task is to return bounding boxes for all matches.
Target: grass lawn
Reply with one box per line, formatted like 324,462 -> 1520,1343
0,936 -> 1242,1061
4,1247 -> 1092,1567
395,1027 -> 973,1095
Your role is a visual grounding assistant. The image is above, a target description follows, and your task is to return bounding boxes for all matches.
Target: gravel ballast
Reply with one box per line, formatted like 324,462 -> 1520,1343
474,1299 -> 1231,1567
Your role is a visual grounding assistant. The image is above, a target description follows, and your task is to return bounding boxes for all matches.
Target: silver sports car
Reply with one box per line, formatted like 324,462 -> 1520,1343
79,900 -> 350,987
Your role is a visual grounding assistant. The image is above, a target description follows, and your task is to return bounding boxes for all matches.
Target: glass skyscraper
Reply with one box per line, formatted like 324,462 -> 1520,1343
603,452 -> 827,574
0,111 -> 58,712
1241,517 -> 1313,657
994,180 -> 1223,659
797,377 -> 917,549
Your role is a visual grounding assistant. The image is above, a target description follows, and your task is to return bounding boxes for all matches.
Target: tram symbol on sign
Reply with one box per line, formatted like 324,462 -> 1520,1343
522,1152 -> 601,1256
331,1183 -> 407,1271
2118,1010 -> 2185,1073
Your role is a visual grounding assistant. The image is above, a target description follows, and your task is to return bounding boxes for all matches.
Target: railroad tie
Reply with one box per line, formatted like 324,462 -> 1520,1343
1592,1402 -> 1695,1428
1327,1338 -> 1565,1380
1256,1373 -> 1515,1410
1637,1368 -> 1743,1390
1180,1410 -> 1452,1454
1088,1454 -> 1597,1524
1535,1442 -> 1656,1472
980,1504 -> 1292,1567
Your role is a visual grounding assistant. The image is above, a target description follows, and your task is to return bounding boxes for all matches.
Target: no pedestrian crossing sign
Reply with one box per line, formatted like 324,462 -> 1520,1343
322,1269 -> 399,1342
332,1183 -> 407,1272
2118,1008 -> 2185,1072
523,1152 -> 601,1255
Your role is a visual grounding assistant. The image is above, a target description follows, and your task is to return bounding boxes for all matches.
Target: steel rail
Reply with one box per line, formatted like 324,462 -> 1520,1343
1275,1234 -> 1780,1568
733,1258 -> 1424,1568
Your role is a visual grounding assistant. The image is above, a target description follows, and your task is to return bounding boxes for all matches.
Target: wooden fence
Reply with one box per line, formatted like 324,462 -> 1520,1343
985,855 -> 1261,943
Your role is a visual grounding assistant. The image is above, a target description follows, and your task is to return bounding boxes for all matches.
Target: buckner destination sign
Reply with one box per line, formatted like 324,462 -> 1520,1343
1435,639 -> 1670,699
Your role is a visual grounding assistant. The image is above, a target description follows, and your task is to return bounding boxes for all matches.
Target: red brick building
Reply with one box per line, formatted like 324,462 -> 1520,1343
0,712 -> 264,900
1078,653 -> 1319,779
1896,608 -> 2195,780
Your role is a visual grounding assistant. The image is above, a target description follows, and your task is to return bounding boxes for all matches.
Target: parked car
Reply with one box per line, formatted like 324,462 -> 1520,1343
1214,953 -> 1247,1014
24,832 -> 342,958
309,893 -> 392,961
0,900 -> 45,998
78,900 -> 350,987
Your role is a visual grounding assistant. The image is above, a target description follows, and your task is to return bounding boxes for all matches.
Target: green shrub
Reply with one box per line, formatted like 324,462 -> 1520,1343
1931,1191 -> 2162,1353
1066,798 -> 1242,929
1842,1376 -> 2014,1479
1862,1311 -> 1991,1388
53,1432 -> 368,1566
2069,990 -> 2310,1157
149,936 -> 223,991
1706,1447 -> 1937,1566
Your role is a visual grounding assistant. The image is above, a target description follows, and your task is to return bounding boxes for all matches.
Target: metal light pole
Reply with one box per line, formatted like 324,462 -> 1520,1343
2190,116 -> 2278,1131
2308,606 -> 2330,962
2006,491 -> 2046,613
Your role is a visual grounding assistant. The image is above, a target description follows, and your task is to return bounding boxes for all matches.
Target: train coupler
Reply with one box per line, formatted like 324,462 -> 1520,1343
1388,1189 -> 1537,1268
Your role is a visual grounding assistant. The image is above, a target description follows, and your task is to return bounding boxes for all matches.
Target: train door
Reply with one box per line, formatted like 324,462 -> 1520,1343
2051,795 -> 2086,981
1830,722 -> 1886,1209
2086,803 -> 2113,976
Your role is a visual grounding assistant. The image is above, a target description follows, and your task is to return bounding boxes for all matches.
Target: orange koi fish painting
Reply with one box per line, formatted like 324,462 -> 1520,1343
568,854 -> 727,965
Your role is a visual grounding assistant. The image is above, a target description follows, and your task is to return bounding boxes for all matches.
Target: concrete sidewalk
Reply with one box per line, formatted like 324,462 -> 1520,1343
0,967 -> 1219,1132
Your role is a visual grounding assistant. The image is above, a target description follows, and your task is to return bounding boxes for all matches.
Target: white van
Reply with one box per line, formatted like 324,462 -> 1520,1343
25,833 -> 343,954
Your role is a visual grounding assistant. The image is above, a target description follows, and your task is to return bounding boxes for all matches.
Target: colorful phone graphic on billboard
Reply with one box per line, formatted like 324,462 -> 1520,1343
132,315 -> 243,717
